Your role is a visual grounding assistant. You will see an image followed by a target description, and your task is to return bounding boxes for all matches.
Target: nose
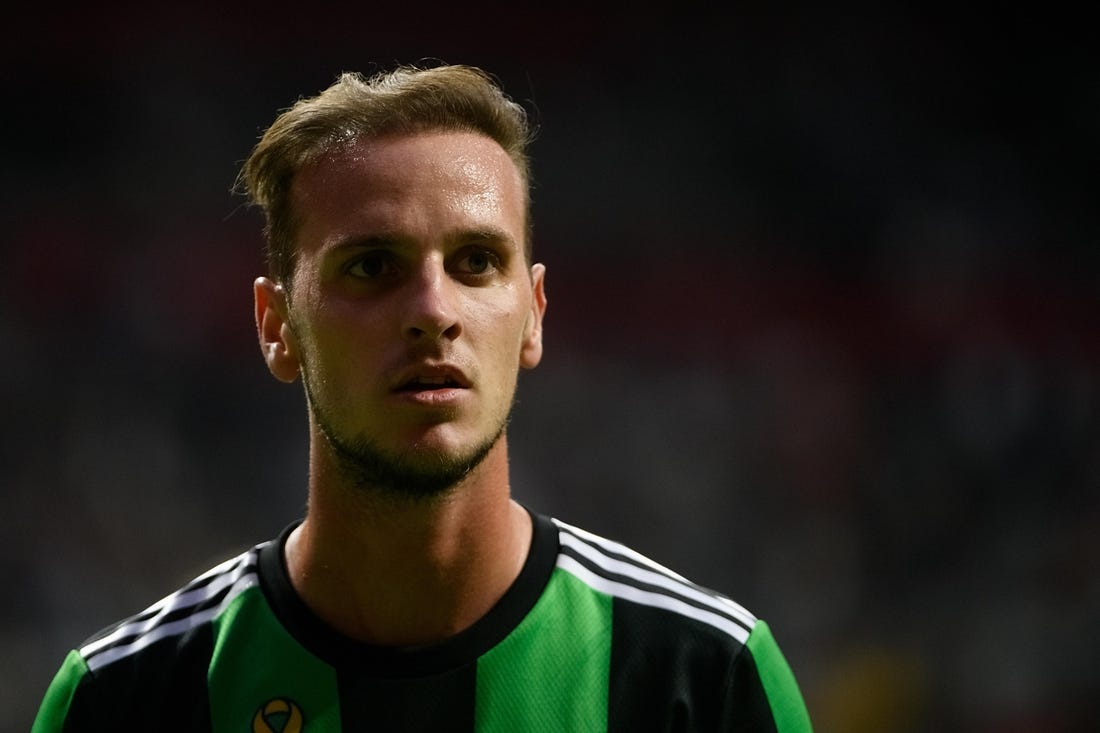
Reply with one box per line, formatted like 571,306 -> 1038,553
403,257 -> 462,342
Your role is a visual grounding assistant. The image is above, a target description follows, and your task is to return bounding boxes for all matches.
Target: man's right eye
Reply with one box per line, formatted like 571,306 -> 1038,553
345,252 -> 393,278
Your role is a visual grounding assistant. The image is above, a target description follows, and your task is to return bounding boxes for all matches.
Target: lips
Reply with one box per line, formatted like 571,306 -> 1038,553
392,365 -> 472,392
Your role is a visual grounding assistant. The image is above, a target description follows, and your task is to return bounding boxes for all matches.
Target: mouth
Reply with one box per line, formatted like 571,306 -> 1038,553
392,365 -> 472,393
398,375 -> 465,392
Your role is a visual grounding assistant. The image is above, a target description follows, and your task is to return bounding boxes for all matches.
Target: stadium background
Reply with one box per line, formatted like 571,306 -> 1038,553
5,4 -> 1098,730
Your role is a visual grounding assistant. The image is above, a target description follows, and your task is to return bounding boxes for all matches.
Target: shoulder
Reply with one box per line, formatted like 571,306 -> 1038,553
79,544 -> 264,675
35,544 -> 268,730
548,516 -> 758,646
544,516 -> 814,732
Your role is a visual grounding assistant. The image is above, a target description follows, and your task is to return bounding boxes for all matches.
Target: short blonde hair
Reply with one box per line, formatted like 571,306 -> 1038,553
237,64 -> 534,281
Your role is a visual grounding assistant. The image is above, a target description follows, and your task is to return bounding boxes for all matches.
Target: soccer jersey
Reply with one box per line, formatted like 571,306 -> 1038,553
33,510 -> 813,732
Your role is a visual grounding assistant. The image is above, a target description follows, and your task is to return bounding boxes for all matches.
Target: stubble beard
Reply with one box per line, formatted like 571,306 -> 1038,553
303,376 -> 512,502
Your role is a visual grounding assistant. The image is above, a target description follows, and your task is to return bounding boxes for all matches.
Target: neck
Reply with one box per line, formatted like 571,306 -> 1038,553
285,437 -> 532,647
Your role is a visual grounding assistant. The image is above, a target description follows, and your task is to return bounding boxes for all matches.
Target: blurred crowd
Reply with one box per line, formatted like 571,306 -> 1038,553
5,5 -> 1097,731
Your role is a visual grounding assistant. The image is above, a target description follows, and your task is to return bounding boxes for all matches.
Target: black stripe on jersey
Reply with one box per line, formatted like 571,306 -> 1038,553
607,600 -> 777,733
63,624 -> 216,733
337,661 -> 477,732
81,550 -> 259,665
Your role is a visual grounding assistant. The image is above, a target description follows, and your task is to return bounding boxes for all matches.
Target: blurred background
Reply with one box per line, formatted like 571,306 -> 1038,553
5,3 -> 1098,731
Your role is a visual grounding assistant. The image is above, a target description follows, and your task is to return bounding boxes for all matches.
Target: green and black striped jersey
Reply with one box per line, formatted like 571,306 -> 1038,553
34,510 -> 812,732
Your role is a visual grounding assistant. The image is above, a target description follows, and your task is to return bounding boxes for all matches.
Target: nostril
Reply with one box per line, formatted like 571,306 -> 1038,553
405,321 -> 461,341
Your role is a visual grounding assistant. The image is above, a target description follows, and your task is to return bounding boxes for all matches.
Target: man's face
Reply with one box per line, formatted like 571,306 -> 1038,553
256,131 -> 546,495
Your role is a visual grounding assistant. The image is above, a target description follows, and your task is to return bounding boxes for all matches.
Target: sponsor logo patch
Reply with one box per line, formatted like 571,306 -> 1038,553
252,698 -> 304,733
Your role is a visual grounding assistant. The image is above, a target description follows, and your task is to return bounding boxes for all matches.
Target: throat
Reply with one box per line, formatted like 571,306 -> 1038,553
286,497 -> 532,646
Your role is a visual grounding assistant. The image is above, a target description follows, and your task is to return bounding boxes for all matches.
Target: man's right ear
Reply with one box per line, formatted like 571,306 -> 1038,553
254,277 -> 301,383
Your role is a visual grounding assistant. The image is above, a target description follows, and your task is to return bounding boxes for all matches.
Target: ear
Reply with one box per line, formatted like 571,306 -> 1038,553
254,277 -> 301,383
520,263 -> 547,370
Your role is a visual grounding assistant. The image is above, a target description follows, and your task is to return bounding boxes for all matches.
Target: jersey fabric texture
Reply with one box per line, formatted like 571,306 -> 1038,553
34,510 -> 813,732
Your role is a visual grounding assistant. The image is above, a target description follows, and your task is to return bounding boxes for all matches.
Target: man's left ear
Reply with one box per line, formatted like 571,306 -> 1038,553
520,263 -> 547,369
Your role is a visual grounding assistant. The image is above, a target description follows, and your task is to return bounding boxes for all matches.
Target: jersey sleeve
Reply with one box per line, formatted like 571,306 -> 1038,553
741,620 -> 814,732
32,650 -> 88,733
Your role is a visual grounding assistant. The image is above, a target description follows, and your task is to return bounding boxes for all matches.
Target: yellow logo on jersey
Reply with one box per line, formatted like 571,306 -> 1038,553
252,698 -> 304,733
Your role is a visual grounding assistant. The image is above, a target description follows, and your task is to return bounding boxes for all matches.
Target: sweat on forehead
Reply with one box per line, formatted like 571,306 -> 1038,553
286,131 -> 527,262
287,131 -> 531,267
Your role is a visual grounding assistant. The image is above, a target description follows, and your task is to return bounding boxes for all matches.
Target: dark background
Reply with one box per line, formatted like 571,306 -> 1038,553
5,4 -> 1098,731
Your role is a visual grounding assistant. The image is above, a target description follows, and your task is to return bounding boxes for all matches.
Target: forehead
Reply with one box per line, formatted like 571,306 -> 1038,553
290,131 -> 525,247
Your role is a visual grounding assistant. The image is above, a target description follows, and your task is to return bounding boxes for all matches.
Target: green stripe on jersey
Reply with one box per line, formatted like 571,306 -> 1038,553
745,621 -> 814,732
209,585 -> 341,732
476,567 -> 611,731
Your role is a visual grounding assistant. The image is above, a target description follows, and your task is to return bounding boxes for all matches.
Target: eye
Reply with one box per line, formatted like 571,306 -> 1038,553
455,248 -> 501,276
345,251 -> 395,279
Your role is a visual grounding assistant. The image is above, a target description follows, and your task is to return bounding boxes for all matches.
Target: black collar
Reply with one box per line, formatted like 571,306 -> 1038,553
256,507 -> 559,677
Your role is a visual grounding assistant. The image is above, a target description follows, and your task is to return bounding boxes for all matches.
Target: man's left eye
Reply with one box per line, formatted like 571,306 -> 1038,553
458,250 -> 499,274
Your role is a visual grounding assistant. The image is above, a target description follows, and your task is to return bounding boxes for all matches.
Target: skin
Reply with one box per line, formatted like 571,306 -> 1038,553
253,130 -> 547,646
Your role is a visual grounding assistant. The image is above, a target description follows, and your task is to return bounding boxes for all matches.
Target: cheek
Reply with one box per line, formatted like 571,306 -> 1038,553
468,295 -> 529,356
292,306 -> 372,376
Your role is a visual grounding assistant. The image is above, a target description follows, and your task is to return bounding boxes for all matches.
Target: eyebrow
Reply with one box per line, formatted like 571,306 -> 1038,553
327,233 -> 407,251
328,226 -> 517,252
450,226 -> 516,248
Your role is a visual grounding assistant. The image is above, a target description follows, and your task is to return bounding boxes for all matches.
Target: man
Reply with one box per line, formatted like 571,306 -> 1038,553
34,64 -> 813,731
